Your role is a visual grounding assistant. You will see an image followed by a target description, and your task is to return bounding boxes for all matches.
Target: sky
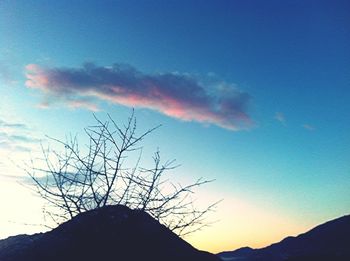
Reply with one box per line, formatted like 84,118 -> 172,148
0,0 -> 349,253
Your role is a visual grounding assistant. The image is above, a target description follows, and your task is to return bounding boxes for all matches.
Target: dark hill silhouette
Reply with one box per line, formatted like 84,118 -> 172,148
0,205 -> 220,261
218,214 -> 350,261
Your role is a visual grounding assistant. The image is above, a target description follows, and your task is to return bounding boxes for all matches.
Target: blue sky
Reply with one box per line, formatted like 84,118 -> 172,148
0,0 -> 349,252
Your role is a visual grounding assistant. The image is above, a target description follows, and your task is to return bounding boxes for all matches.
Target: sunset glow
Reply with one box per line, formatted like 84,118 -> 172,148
0,0 -> 349,253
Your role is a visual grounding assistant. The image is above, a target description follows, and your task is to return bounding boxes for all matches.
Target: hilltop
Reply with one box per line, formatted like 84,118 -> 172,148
0,205 -> 220,261
218,214 -> 350,261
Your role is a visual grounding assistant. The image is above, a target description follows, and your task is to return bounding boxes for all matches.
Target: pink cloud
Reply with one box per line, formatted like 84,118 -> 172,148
25,64 -> 50,89
25,63 -> 253,130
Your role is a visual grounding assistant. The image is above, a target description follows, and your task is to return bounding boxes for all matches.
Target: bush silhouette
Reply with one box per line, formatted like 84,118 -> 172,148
27,111 -> 217,236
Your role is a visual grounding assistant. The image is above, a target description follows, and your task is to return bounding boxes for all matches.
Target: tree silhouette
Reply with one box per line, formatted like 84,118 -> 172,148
27,111 -> 217,236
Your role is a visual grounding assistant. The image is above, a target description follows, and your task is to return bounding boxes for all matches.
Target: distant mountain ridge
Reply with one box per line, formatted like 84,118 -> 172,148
0,205 -> 220,261
218,214 -> 350,261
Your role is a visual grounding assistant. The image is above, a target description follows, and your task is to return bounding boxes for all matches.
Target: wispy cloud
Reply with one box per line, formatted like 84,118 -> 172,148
274,112 -> 286,125
0,61 -> 17,85
0,118 -> 39,153
25,63 -> 253,130
0,62 -> 11,82
0,119 -> 28,129
0,117 -> 43,181
67,98 -> 100,112
302,124 -> 315,131
0,141 -> 31,152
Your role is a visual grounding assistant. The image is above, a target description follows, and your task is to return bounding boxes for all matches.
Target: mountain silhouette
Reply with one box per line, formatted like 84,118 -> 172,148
218,214 -> 350,261
0,205 -> 220,261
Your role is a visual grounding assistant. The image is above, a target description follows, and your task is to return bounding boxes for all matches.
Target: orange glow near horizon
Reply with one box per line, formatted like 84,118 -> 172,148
185,195 -> 312,253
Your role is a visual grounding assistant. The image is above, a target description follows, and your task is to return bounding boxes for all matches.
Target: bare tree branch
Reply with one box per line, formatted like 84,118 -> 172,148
27,112 -> 218,236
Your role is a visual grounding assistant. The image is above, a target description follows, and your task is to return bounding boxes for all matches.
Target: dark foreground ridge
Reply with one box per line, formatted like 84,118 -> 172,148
0,205 -> 220,261
218,214 -> 350,261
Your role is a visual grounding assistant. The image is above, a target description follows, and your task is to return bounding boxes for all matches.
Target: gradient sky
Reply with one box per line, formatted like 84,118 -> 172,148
0,0 -> 349,253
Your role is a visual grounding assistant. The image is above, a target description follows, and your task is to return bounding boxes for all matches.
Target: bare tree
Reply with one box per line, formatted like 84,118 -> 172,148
27,111 -> 218,236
